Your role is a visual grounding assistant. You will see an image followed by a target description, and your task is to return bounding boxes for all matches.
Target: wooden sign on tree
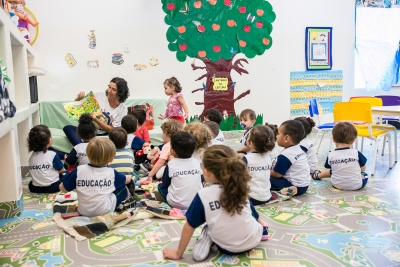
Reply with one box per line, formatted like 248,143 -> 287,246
161,0 -> 276,118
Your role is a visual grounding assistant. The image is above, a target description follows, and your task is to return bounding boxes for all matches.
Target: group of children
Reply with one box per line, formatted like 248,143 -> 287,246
26,76 -> 369,261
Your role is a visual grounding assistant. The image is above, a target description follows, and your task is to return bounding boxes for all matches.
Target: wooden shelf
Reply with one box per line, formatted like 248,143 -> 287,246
0,9 -> 39,207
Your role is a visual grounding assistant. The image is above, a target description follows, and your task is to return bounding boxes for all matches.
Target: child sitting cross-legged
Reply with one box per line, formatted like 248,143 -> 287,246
203,121 -> 224,146
60,139 -> 133,217
184,122 -> 213,162
108,127 -> 136,197
121,114 -> 145,152
265,122 -> 280,164
242,125 -> 276,206
162,145 -> 269,261
131,109 -> 151,145
294,116 -> 318,176
203,109 -> 225,144
27,125 -> 65,193
157,132 -> 203,210
238,109 -> 257,154
64,114 -> 96,172
270,120 -> 310,196
313,122 -> 368,190
147,120 -> 183,182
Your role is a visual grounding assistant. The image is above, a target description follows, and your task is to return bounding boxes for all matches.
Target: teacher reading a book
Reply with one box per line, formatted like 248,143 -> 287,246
63,77 -> 130,146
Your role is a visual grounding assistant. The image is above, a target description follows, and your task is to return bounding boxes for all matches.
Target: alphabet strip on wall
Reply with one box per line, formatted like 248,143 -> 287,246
290,70 -> 343,116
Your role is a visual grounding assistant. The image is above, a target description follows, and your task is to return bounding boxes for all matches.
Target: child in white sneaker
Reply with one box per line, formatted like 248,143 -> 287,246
162,145 -> 269,261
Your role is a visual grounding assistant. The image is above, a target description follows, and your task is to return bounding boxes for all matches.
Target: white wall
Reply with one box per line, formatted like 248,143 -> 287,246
28,0 -> 355,125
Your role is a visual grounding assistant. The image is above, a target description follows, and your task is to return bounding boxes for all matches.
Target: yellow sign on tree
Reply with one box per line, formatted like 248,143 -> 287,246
212,77 -> 228,91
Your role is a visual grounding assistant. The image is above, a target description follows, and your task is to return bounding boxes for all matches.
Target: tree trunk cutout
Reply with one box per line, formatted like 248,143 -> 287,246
191,55 -> 250,119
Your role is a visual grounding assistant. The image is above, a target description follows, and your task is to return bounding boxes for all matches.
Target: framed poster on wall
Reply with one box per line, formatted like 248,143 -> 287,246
305,27 -> 332,70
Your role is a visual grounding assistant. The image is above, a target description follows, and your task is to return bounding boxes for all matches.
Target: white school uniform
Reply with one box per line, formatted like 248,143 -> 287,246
274,145 -> 310,187
215,130 -> 226,145
162,157 -> 203,210
186,184 -> 263,253
62,164 -> 127,217
29,151 -> 64,186
324,148 -> 367,190
299,136 -> 318,172
243,152 -> 272,201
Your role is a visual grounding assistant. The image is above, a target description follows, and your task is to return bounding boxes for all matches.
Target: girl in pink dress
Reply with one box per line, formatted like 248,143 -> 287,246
158,77 -> 189,124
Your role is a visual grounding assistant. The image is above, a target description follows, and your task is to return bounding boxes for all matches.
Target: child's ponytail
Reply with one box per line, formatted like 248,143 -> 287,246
294,116 -> 316,136
203,145 -> 250,216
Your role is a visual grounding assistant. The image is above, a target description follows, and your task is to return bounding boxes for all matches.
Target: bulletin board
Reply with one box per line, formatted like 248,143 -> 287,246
305,27 -> 332,70
290,70 -> 343,116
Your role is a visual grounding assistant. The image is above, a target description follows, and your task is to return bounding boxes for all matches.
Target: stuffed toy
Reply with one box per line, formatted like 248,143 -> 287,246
146,145 -> 160,166
134,145 -> 161,172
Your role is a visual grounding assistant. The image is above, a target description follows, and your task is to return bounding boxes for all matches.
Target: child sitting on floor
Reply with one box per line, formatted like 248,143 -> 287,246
270,120 -> 310,196
131,109 -> 151,145
162,145 -> 269,261
294,116 -> 318,176
265,122 -> 280,164
184,122 -> 212,162
204,109 -> 225,144
147,120 -> 183,182
108,127 -> 134,177
242,125 -> 275,206
64,114 -> 96,172
121,114 -> 145,152
203,121 -> 223,146
60,139 -> 133,216
27,125 -> 64,193
108,127 -> 136,196
238,109 -> 257,153
157,132 -> 203,209
312,122 -> 368,190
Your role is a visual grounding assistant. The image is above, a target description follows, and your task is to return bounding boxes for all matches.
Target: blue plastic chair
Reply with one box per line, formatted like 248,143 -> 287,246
309,99 -> 335,154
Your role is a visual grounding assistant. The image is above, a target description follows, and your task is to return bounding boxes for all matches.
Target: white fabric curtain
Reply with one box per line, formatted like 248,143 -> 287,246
355,8 -> 400,91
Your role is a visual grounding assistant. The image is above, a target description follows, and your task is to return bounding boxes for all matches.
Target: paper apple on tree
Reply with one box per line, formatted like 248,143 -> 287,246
224,0 -> 232,6
212,24 -> 220,31
167,3 -> 175,10
179,44 -> 187,51
227,20 -> 235,27
178,25 -> 186,33
197,25 -> 205,32
194,1 -> 202,8
243,25 -> 250,32
238,6 -> 246,13
213,45 -> 221,52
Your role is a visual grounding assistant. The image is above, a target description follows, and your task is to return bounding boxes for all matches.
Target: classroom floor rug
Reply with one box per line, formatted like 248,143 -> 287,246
0,131 -> 400,267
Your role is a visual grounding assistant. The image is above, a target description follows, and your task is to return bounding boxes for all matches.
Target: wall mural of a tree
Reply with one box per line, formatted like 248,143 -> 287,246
161,0 -> 276,118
